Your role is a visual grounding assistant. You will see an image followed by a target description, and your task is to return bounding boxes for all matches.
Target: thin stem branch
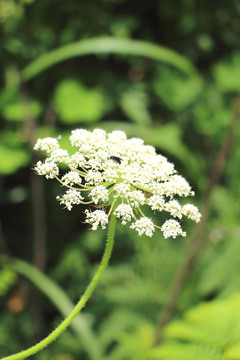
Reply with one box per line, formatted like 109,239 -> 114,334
1,214 -> 117,360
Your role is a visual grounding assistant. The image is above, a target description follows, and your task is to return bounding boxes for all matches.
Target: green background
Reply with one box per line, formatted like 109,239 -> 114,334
1,1 -> 240,359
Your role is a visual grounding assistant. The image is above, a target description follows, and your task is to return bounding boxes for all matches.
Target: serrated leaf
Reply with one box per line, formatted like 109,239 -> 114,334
155,293 -> 240,360
151,342 -> 221,360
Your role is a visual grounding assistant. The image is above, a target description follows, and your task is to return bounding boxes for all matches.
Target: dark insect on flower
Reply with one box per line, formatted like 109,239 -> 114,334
109,155 -> 122,164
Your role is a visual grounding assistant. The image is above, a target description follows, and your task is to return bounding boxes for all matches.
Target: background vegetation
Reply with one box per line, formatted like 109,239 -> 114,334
1,1 -> 240,359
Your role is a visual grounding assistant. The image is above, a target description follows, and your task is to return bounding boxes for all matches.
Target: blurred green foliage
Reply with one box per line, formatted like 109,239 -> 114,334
1,0 -> 240,359
153,293 -> 240,360
0,266 -> 16,296
53,79 -> 107,124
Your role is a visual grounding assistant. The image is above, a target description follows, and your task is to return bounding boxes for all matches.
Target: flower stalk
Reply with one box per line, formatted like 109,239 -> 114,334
2,128 -> 201,359
1,214 -> 117,360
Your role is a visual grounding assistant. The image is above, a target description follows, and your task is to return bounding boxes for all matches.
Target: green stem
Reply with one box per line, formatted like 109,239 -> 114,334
1,214 -> 117,360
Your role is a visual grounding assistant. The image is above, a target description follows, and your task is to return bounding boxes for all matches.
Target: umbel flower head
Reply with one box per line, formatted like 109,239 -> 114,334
34,129 -> 201,238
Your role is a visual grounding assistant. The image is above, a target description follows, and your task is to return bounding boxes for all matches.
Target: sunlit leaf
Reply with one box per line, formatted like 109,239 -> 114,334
223,344 -> 240,359
153,293 -> 240,360
53,79 -> 106,123
0,88 -> 42,122
119,86 -> 150,124
22,37 -> 197,80
153,66 -> 203,111
2,100 -> 42,122
0,143 -> 30,174
213,52 -> 240,93
0,267 -> 17,296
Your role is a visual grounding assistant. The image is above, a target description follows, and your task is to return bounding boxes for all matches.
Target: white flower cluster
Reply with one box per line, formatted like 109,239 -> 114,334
34,128 -> 201,238
85,209 -> 109,230
34,160 -> 59,179
114,204 -> 133,225
130,217 -> 155,237
61,171 -> 82,186
56,189 -> 83,211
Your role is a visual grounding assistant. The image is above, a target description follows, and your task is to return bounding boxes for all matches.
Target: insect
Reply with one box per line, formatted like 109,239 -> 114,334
109,155 -> 122,164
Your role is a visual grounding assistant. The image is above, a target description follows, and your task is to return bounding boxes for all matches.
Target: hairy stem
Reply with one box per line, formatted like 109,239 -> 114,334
1,214 -> 117,360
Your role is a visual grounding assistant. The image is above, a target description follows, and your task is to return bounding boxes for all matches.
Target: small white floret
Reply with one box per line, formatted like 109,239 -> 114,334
128,190 -> 146,207
68,153 -> 86,168
50,149 -> 69,163
86,158 -> 103,171
114,183 -> 131,198
148,194 -> 165,211
85,209 -> 109,230
34,160 -> 59,179
34,137 -> 60,153
108,130 -> 127,143
90,129 -> 107,148
163,175 -> 193,197
85,170 -> 103,185
130,217 -> 155,237
89,185 -> 109,204
164,200 -> 182,219
102,168 -> 119,182
113,204 -> 133,225
181,204 -> 201,223
61,171 -> 82,186
161,219 -> 186,239
70,129 -> 91,147
57,189 -> 83,211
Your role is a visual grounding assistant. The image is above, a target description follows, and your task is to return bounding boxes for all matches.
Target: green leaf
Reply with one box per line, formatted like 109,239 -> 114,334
119,86 -> 151,124
213,52 -> 240,93
223,344 -> 240,359
0,267 -> 17,296
0,143 -> 30,174
193,86 -> 230,137
0,88 -> 42,122
22,37 -> 197,81
153,293 -> 240,360
153,66 -> 203,111
2,99 -> 42,122
53,79 -> 106,123
151,342 -> 221,360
